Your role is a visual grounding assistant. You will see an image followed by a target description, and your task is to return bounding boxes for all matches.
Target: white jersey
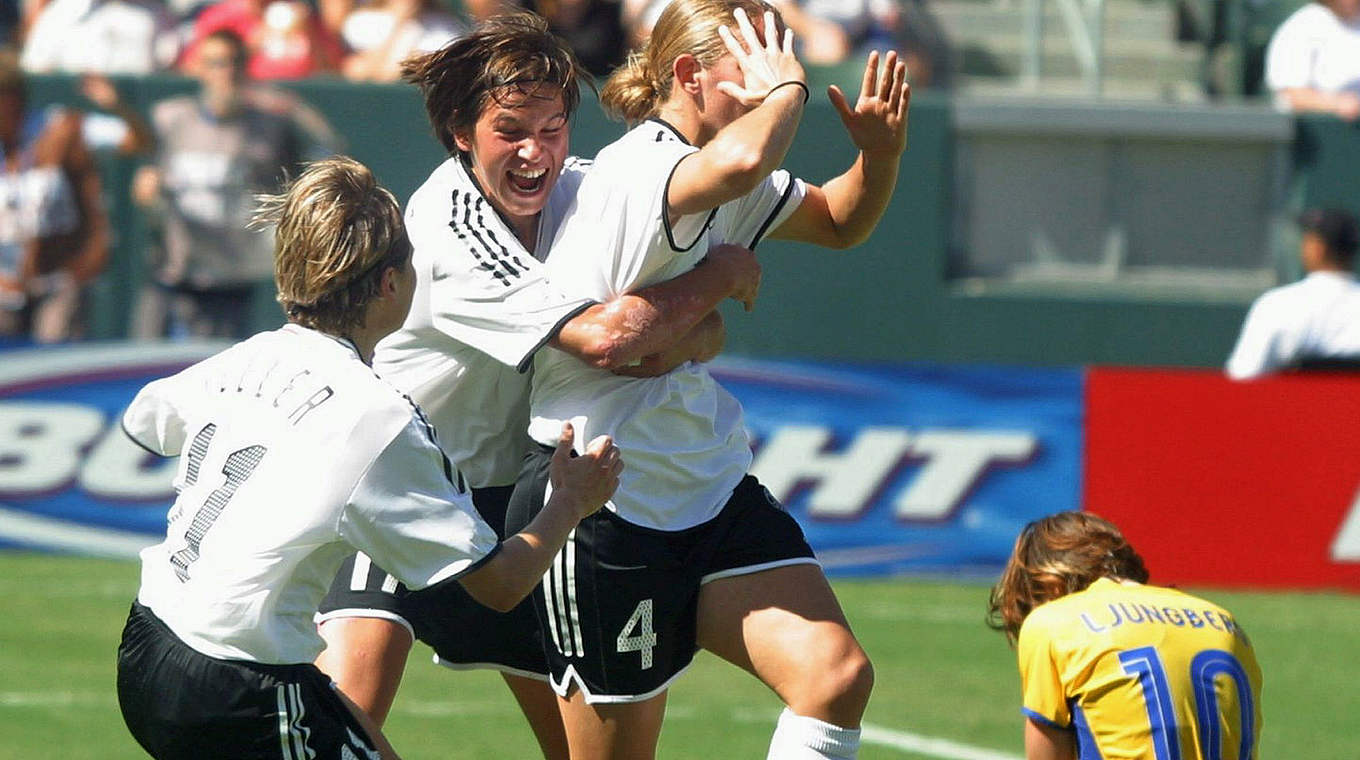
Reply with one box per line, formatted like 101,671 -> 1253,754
375,155 -> 593,488
1265,3 -> 1360,108
529,119 -> 806,530
1226,270 -> 1360,379
126,324 -> 500,664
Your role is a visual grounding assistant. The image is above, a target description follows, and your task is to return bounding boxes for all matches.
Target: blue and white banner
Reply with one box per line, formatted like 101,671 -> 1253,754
0,344 -> 1083,576
716,358 -> 1083,577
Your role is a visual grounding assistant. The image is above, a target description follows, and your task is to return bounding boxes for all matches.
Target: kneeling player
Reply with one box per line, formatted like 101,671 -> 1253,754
115,156 -> 622,760
989,511 -> 1262,760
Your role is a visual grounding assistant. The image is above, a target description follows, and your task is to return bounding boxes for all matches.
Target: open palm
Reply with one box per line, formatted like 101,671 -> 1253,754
828,50 -> 911,157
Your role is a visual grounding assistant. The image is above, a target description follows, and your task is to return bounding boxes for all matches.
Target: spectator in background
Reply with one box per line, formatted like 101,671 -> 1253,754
0,53 -> 134,342
625,0 -> 950,87
183,0 -> 344,79
133,29 -> 331,339
341,0 -> 464,82
1264,0 -> 1360,120
1226,207 -> 1360,379
466,0 -> 625,76
21,0 -> 179,74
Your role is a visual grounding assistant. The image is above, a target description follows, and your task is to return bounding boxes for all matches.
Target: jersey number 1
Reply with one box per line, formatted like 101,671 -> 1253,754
1118,646 -> 1256,760
170,424 -> 268,581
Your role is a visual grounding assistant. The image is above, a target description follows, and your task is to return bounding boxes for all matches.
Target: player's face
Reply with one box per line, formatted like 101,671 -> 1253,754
697,54 -> 756,136
455,86 -> 569,232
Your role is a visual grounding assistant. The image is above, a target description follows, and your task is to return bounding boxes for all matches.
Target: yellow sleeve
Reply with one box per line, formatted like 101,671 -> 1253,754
1017,615 -> 1071,728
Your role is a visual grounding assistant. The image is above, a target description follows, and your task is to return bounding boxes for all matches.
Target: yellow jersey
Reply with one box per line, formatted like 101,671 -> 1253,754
1017,578 -> 1262,760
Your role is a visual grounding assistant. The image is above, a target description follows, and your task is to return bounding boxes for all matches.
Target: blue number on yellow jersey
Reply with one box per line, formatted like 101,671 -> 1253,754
1017,578 -> 1262,759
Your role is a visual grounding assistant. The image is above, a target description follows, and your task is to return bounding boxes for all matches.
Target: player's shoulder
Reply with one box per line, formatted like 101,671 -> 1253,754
596,119 -> 695,167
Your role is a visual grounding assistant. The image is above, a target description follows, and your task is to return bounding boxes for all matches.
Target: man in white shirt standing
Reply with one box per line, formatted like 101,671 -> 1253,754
115,155 -> 622,760
1264,0 -> 1360,120
1227,207 -> 1360,379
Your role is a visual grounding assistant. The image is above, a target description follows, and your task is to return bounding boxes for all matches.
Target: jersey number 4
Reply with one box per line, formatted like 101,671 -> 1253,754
170,424 -> 268,582
1118,646 -> 1256,760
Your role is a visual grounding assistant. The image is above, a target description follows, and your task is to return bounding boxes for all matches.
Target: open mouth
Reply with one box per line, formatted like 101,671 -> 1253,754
507,167 -> 547,194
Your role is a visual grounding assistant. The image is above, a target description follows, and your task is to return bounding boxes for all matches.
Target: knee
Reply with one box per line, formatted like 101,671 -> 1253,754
792,641 -> 874,722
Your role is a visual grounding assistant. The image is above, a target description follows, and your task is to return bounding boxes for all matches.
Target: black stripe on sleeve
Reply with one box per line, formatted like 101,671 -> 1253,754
471,198 -> 529,278
515,300 -> 597,374
662,155 -> 717,253
448,189 -> 512,287
747,174 -> 798,251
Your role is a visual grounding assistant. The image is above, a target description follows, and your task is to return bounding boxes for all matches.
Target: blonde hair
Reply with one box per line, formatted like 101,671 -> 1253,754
600,0 -> 781,123
256,156 -> 411,335
986,511 -> 1149,645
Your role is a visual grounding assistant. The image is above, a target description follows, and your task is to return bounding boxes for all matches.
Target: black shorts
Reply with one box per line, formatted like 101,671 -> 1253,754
506,447 -> 819,704
316,485 -> 548,679
117,602 -> 380,760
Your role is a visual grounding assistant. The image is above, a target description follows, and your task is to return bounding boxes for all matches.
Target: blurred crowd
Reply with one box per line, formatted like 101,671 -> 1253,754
0,0 -> 1355,346
0,0 -> 952,345
1,0 -> 948,82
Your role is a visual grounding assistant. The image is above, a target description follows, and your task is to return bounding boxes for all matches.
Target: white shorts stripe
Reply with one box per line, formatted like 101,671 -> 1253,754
551,548 -> 574,656
276,685 -> 293,760
543,557 -> 564,655
349,553 -> 372,592
565,529 -> 584,657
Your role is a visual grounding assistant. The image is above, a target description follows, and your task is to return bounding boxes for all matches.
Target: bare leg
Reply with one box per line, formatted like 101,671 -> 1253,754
335,684 -> 404,760
315,617 -> 414,726
502,673 -> 570,760
696,564 -> 873,727
557,688 -> 668,760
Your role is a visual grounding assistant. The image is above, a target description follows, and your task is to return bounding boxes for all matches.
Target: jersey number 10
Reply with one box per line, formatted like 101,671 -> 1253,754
1118,646 -> 1256,760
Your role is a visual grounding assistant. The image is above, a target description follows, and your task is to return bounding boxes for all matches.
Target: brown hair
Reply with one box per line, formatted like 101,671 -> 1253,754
256,156 -> 411,335
401,12 -> 585,156
600,0 -> 781,123
987,511 -> 1150,645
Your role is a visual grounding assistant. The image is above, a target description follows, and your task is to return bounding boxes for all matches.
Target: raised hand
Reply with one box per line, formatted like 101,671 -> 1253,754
715,8 -> 806,108
827,50 -> 911,157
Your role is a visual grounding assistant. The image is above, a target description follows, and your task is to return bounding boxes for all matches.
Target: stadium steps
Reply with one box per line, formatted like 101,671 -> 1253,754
929,0 -> 1207,100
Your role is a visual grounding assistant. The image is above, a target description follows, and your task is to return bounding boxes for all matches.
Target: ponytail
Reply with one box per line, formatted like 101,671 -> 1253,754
600,51 -> 661,123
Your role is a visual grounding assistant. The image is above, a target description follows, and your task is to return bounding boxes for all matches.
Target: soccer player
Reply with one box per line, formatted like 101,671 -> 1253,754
988,511 -> 1263,760
114,156 -> 623,760
310,13 -> 763,759
519,1 -> 911,757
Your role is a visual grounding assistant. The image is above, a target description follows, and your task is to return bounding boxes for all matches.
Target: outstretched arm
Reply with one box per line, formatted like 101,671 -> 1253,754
552,243 -> 759,370
771,50 -> 911,250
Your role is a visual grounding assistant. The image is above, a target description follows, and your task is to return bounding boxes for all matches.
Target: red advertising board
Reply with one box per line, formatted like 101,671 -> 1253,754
1086,367 -> 1360,592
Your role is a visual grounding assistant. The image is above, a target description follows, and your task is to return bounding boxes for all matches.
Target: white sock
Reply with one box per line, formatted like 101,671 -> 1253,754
765,707 -> 862,760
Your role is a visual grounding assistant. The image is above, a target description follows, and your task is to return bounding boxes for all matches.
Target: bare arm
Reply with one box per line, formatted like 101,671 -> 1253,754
1278,88 -> 1360,121
79,75 -> 155,155
666,9 -> 807,218
65,118 -> 109,284
612,309 -> 725,378
771,50 -> 911,249
1024,717 -> 1077,760
551,243 -> 759,370
458,425 -> 622,612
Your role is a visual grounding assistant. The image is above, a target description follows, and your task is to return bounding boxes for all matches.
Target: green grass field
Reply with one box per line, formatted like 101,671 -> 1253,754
3,552 -> 1357,759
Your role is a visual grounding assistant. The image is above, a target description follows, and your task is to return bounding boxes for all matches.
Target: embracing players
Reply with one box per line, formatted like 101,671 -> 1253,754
310,13 -> 764,758
115,156 -> 624,759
